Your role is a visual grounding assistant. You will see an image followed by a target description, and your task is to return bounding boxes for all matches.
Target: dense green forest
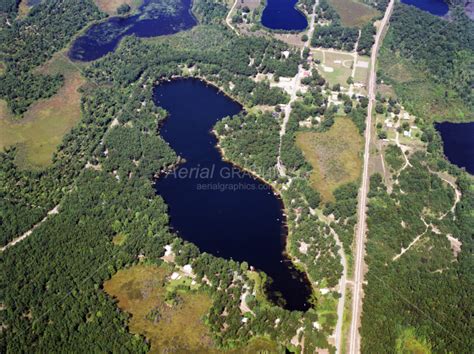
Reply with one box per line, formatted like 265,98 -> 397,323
0,0 -> 19,18
193,0 -> 228,24
84,26 -> 298,106
0,0 -> 104,114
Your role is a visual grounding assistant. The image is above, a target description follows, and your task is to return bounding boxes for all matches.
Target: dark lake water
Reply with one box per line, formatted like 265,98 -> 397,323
436,122 -> 474,174
401,0 -> 449,16
261,0 -> 308,31
153,79 -> 311,311
69,0 -> 196,61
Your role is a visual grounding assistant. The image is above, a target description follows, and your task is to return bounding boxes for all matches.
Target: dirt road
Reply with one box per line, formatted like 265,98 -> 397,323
276,3 -> 318,177
0,205 -> 59,252
226,0 -> 240,36
348,1 -> 395,353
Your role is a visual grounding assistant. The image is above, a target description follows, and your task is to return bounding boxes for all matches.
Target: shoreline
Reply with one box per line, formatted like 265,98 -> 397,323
152,76 -> 315,309
215,136 -> 318,306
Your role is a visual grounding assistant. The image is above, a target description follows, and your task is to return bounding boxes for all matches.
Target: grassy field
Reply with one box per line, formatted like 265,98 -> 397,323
379,46 -> 473,122
296,118 -> 363,202
104,264 -> 215,353
94,0 -> 143,15
312,49 -> 354,87
327,0 -> 379,27
0,53 -> 84,170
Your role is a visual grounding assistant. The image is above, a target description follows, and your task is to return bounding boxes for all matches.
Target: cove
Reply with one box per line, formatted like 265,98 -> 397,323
153,79 -> 312,311
401,0 -> 449,16
436,122 -> 474,175
69,0 -> 196,62
261,0 -> 308,31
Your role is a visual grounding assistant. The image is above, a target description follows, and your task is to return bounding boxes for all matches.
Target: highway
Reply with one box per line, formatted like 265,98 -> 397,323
348,0 -> 395,353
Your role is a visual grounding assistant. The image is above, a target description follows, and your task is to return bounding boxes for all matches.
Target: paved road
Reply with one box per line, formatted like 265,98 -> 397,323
348,1 -> 395,353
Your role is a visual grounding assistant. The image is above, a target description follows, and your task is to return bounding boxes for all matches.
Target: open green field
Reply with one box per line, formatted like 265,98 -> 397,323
296,117 -> 363,202
379,46 -> 473,122
0,53 -> 84,170
313,49 -> 354,87
328,0 -> 379,27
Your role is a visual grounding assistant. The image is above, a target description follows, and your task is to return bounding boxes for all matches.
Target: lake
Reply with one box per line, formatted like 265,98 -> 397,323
153,79 -> 312,311
401,0 -> 449,16
69,0 -> 196,62
436,122 -> 474,175
261,0 -> 308,31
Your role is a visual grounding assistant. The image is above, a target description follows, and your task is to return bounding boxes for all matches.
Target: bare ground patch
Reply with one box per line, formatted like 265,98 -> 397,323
94,0 -> 142,15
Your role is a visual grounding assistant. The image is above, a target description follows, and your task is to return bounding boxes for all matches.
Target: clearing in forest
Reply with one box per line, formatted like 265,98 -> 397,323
296,117 -> 363,202
104,264 -> 215,353
0,53 -> 83,170
94,0 -> 143,15
312,49 -> 354,87
327,0 -> 379,27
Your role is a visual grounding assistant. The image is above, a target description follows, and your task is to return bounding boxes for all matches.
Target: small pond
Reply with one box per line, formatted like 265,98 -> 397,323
261,0 -> 308,31
436,122 -> 474,174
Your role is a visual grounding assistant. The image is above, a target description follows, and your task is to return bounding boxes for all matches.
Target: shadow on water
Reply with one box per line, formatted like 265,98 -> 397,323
153,79 -> 312,311
69,0 -> 196,62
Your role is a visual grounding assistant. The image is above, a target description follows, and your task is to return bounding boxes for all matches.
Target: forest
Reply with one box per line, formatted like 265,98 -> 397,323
0,11 -> 336,351
0,0 -> 19,19
1,0 -> 472,352
361,152 -> 473,353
